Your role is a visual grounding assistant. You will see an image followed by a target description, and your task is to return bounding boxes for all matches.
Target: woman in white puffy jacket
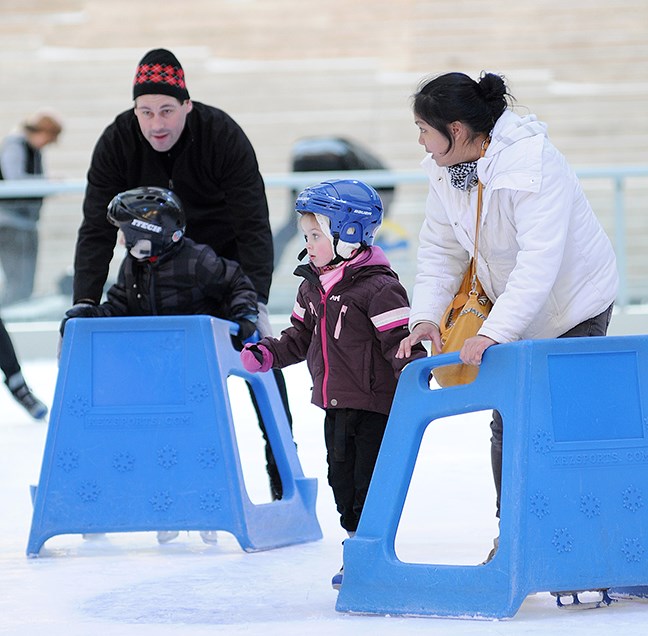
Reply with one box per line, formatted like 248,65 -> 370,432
397,72 -> 618,552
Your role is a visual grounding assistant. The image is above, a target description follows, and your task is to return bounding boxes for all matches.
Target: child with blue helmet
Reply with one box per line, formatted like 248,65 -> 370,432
241,179 -> 426,589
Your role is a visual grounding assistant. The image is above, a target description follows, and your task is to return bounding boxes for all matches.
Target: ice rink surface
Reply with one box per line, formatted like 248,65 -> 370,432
1,358 -> 647,635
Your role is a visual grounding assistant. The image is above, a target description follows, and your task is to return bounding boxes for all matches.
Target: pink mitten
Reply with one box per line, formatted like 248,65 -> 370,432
240,343 -> 273,373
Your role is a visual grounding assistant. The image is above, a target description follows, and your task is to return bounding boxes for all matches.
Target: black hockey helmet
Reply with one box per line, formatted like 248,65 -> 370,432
107,186 -> 185,258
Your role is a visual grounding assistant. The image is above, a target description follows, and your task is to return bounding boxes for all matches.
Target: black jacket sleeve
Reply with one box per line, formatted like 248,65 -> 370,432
73,123 -> 128,304
204,114 -> 274,303
196,249 -> 258,321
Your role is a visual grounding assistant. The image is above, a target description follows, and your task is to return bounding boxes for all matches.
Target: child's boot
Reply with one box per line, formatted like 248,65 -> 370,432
6,372 -> 48,420
332,531 -> 355,590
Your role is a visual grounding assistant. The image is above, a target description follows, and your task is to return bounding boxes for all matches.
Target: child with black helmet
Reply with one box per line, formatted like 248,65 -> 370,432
61,186 -> 258,341
240,179 -> 426,590
61,186 -> 259,544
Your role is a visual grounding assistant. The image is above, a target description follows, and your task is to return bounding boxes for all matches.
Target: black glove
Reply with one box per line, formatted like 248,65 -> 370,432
235,318 -> 257,342
59,303 -> 99,336
245,343 -> 265,363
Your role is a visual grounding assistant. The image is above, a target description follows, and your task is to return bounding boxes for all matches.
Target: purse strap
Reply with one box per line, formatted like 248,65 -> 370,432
470,137 -> 490,293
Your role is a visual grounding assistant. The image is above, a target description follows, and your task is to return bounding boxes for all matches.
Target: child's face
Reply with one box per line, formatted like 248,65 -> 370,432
301,214 -> 334,268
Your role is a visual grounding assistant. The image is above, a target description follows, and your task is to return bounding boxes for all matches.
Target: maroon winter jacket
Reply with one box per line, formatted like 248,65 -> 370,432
260,246 -> 427,416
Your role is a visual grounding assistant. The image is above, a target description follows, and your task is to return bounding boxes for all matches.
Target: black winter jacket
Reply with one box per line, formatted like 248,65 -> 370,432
73,102 -> 272,304
260,247 -> 427,416
89,237 -> 258,322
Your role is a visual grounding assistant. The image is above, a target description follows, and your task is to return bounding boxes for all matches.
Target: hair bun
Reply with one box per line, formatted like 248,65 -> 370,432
477,72 -> 507,102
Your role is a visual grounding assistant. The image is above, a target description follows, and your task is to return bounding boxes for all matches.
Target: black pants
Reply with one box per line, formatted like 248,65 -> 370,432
247,368 -> 293,500
0,316 -> 21,382
490,304 -> 614,517
324,408 -> 388,533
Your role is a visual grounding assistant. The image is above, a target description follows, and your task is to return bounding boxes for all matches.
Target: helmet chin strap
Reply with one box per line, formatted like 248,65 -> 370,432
297,238 -> 364,266
296,249 -> 344,266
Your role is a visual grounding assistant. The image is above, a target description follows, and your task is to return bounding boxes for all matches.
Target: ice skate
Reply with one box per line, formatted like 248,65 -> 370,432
199,530 -> 219,545
7,375 -> 48,421
551,588 -> 614,610
331,566 -> 343,590
157,530 -> 180,544
481,535 -> 499,564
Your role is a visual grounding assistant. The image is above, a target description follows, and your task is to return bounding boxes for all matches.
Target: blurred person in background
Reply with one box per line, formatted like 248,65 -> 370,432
0,110 -> 63,306
273,136 -> 396,266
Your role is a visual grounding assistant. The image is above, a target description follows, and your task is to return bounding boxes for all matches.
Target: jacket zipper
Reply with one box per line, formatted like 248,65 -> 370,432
145,261 -> 158,315
319,290 -> 330,407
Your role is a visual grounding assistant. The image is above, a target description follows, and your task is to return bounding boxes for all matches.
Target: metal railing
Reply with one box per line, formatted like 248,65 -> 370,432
1,165 -> 647,309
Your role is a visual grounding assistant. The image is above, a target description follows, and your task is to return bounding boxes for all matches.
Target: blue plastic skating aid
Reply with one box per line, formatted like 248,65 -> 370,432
27,315 -> 321,556
337,336 -> 648,619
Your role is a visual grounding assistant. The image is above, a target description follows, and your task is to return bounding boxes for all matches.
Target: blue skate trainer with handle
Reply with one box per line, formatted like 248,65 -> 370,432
27,315 -> 321,556
337,335 -> 648,619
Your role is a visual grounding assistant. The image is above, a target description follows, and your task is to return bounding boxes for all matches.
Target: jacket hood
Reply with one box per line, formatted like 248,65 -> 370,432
479,110 -> 548,190
347,245 -> 391,269
487,110 -> 547,155
294,245 -> 393,287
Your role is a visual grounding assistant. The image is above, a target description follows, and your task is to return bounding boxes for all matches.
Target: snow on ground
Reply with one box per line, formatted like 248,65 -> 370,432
1,357 -> 648,635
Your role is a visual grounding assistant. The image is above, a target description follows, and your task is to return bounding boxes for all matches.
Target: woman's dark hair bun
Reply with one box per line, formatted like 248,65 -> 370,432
477,72 -> 507,102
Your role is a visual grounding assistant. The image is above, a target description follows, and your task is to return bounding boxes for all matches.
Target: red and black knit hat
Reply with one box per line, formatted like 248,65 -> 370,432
133,48 -> 190,102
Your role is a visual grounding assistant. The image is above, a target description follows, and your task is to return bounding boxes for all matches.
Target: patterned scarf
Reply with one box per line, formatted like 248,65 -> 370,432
447,160 -> 479,191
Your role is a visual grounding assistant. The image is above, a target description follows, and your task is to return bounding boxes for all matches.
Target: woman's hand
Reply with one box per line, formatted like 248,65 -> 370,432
460,335 -> 497,366
396,321 -> 440,359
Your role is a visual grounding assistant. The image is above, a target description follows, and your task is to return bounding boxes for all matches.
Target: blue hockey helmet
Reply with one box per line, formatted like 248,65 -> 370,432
107,186 -> 185,258
295,179 -> 383,247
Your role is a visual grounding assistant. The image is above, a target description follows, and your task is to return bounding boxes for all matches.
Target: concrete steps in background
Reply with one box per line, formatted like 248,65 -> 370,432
0,0 -> 646,311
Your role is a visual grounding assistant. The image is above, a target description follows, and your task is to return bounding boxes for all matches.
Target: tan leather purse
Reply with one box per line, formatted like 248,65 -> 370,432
432,141 -> 493,387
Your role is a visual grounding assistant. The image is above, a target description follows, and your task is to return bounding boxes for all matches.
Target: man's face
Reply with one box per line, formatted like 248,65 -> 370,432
134,95 -> 193,152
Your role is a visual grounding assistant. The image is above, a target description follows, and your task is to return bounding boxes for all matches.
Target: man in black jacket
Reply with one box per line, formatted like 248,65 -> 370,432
73,48 -> 272,311
71,48 -> 291,501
